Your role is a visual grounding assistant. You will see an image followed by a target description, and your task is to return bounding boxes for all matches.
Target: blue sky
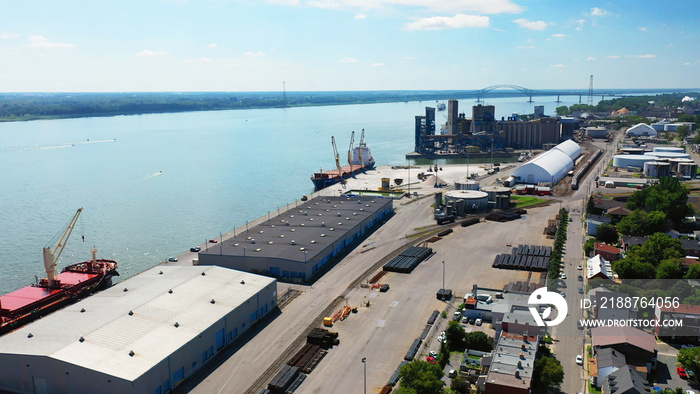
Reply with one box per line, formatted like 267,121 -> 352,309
1,0 -> 698,92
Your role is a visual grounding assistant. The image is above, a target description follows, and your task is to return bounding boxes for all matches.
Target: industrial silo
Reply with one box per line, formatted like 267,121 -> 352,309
643,161 -> 660,178
678,161 -> 698,178
481,186 -> 512,202
455,178 -> 480,190
444,190 -> 489,214
494,194 -> 511,209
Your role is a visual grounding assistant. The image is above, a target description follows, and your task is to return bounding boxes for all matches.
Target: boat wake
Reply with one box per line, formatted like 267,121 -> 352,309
146,171 -> 163,178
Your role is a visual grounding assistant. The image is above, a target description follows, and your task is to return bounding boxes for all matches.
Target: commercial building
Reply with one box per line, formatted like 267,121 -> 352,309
510,139 -> 581,185
625,123 -> 657,137
501,117 -> 561,149
197,195 -> 393,282
654,303 -> 700,340
447,99 -> 459,135
0,265 -> 277,394
587,254 -> 617,281
592,326 -> 658,374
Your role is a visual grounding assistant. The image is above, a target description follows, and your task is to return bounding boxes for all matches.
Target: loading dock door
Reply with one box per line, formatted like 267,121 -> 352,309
216,328 -> 225,350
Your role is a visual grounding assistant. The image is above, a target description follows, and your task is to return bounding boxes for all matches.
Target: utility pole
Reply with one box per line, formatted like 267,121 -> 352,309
362,357 -> 367,394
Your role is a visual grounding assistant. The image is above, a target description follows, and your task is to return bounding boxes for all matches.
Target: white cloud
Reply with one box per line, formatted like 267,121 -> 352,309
682,62 -> 691,66
0,32 -> 18,39
339,57 -> 357,63
245,51 -> 265,57
184,58 -> 212,63
517,45 -> 536,50
638,26 -> 647,32
208,43 -> 218,49
551,33 -> 566,38
576,19 -> 586,31
28,35 -> 76,48
355,13 -> 366,19
405,14 -> 489,30
137,50 -> 168,57
588,7 -> 609,17
586,56 -> 596,61
303,0 -> 522,14
513,18 -> 547,30
551,64 -> 565,68
607,55 -> 620,59
634,54 -> 656,58
372,62 -> 384,67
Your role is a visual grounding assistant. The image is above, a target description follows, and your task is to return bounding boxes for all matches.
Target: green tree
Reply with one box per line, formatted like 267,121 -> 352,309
586,195 -> 596,216
677,124 -> 690,139
612,257 -> 656,279
465,331 -> 493,352
684,264 -> 700,279
656,259 -> 684,279
555,106 -> 570,116
584,238 -> 596,257
678,347 -> 700,376
398,361 -> 445,394
634,233 -> 683,267
450,375 -> 470,394
626,177 -> 693,228
617,210 -> 647,236
595,223 -> 619,245
446,320 -> 467,351
532,355 -> 564,393
645,210 -> 669,234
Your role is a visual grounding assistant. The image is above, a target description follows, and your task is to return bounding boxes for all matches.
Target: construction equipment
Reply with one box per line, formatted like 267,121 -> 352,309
359,129 -> 365,170
331,136 -> 344,187
43,208 -> 83,286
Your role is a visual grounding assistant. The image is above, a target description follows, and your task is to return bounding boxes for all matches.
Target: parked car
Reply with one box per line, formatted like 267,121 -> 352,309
168,257 -> 178,262
577,265 -> 582,270
560,273 -> 567,280
678,367 -> 688,379
208,239 -> 218,243
462,316 -> 469,323
448,369 -> 457,378
452,311 -> 461,321
468,318 -> 475,325
429,350 -> 438,358
475,318 -> 482,326
190,247 -> 201,252
578,275 -> 583,282
576,355 -> 583,365
427,356 -> 437,364
579,287 -> 584,294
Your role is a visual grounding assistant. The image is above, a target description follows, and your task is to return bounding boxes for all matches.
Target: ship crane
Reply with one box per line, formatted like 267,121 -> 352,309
42,207 -> 83,287
331,136 -> 345,187
359,129 -> 365,170
347,130 -> 355,175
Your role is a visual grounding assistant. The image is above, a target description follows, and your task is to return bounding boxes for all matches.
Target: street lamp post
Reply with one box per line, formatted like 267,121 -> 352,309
442,260 -> 445,290
362,357 -> 367,394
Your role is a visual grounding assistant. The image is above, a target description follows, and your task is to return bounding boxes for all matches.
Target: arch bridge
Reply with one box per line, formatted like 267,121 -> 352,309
474,84 -> 614,103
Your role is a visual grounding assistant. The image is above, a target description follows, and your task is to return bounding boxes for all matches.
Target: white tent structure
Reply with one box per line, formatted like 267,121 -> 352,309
625,123 -> 657,137
511,139 -> 582,185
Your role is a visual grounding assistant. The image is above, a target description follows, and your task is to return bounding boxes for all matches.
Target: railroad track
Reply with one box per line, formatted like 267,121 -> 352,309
243,224 -> 456,394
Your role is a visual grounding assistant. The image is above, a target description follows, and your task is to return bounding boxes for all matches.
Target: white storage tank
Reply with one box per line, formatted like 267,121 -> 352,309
644,151 -> 690,160
652,146 -> 685,153
481,186 -> 512,202
494,194 -> 511,210
444,190 -> 489,214
612,154 -> 655,169
678,161 -> 698,178
455,179 -> 480,190
644,161 -> 671,178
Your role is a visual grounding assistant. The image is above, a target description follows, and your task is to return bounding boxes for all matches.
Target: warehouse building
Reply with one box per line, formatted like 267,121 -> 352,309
510,139 -> 581,185
0,265 -> 277,394
197,195 -> 393,282
625,123 -> 657,137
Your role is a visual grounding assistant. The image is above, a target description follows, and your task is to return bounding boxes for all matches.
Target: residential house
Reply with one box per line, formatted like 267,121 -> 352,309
593,347 -> 627,389
655,303 -> 700,341
592,326 -> 658,374
601,364 -> 651,394
594,243 -> 622,262
587,214 -> 613,237
587,254 -> 617,281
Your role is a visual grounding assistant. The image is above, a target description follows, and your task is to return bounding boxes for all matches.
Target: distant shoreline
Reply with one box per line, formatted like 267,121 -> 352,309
0,89 -> 692,123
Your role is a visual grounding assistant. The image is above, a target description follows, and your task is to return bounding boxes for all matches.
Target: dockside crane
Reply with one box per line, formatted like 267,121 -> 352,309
359,129 -> 365,171
347,130 -> 355,175
331,136 -> 344,186
43,207 -> 83,287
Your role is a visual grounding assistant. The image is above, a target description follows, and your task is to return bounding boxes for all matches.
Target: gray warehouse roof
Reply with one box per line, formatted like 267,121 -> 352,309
0,265 -> 276,382
199,195 -> 392,263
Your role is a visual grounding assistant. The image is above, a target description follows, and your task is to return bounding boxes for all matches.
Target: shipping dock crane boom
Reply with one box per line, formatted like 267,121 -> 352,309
359,129 -> 365,170
347,130 -> 355,175
331,136 -> 344,186
42,207 -> 82,285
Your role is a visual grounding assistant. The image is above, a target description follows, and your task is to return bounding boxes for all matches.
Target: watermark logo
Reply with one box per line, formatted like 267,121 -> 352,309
528,287 -> 568,327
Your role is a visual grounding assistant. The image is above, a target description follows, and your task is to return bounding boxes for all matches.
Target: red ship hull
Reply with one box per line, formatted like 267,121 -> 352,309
0,259 -> 118,335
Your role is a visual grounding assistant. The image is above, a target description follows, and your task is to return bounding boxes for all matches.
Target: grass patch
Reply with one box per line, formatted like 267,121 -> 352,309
510,195 -> 548,208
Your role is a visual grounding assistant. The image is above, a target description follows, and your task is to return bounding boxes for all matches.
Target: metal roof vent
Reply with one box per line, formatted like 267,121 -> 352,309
280,234 -> 285,238
255,248 -> 261,252
240,280 -> 245,284
357,200 -> 361,204
311,240 -> 316,244
371,201 -> 375,203
338,222 -> 343,225
318,213 -> 322,216
129,350 -> 135,357
234,243 -> 239,246
366,204 -> 370,207
353,212 -> 357,216
201,272 -> 206,276
304,212 -> 308,216
300,223 -> 305,226
27,333 -> 33,338
330,228 -> 335,231
247,236 -> 252,240
299,247 -> 306,251
123,288 -> 128,292
326,209 -> 330,212
79,337 -> 85,343
80,308 -> 86,313
337,213 -> 341,217
259,230 -> 264,234
321,234 -> 326,237
168,289 -> 173,294
360,208 -> 364,211
159,271 -> 163,275
309,218 -> 314,221
315,202 -> 319,205
251,239 -> 256,244
321,222 -> 326,227
128,310 -> 133,316
268,241 -> 274,245
291,240 -> 296,245
271,225 -> 275,228
346,217 -> 350,220
334,205 -> 337,208
210,299 -> 215,304
290,215 -> 295,218
174,322 -> 179,328
285,222 -> 290,226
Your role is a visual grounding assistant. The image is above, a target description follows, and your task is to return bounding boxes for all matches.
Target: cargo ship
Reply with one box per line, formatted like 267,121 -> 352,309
311,129 -> 375,191
0,208 -> 118,335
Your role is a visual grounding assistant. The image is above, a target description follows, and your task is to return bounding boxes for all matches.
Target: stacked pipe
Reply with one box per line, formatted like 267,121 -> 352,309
492,244 -> 552,272
267,365 -> 302,394
307,328 -> 339,349
383,246 -> 433,273
404,338 -> 422,361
